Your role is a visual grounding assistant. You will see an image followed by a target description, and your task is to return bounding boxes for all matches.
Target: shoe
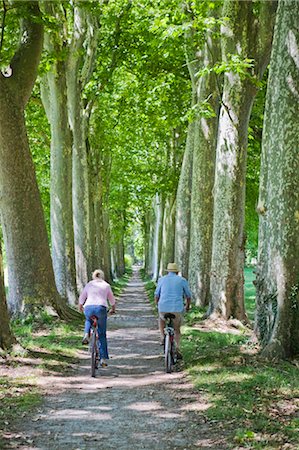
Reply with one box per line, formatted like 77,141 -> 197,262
176,349 -> 183,360
100,358 -> 108,367
82,333 -> 89,345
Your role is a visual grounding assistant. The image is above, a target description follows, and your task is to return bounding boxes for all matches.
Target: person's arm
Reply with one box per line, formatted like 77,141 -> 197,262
154,279 -> 162,306
185,296 -> 191,311
78,286 -> 88,312
107,286 -> 116,314
183,280 -> 192,311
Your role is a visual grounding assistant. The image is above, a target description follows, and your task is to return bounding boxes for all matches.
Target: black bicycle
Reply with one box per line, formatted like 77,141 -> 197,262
89,315 -> 99,377
164,313 -> 177,373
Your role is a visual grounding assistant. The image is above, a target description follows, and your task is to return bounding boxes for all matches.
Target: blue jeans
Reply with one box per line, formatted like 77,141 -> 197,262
84,305 -> 109,359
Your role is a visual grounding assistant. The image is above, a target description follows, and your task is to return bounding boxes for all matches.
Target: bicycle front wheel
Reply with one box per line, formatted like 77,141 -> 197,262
90,332 -> 98,377
164,334 -> 172,373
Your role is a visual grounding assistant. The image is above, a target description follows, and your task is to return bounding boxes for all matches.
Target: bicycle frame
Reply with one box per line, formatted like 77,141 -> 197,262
164,313 -> 177,373
89,315 -> 99,377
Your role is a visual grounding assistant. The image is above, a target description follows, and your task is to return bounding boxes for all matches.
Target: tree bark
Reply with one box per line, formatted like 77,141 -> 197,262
160,194 -> 176,276
66,5 -> 99,291
41,3 -> 77,304
0,238 -> 16,350
255,0 -> 299,359
0,3 -> 80,320
175,119 -> 195,278
151,194 -> 163,281
188,34 -> 220,307
208,0 -> 277,320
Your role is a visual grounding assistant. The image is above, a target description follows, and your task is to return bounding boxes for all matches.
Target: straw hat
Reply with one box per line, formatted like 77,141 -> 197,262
166,262 -> 179,272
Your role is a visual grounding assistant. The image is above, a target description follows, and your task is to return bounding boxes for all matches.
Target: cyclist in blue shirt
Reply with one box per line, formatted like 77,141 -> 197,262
154,262 -> 191,357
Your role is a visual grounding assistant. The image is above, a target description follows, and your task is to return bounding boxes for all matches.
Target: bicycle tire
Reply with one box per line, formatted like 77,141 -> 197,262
91,331 -> 97,377
164,334 -> 172,373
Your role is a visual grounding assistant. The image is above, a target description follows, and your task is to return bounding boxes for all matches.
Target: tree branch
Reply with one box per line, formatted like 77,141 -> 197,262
7,1 -> 43,106
0,0 -> 7,56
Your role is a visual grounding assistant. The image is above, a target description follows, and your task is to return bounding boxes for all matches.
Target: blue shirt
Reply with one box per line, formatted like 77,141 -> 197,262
155,272 -> 192,313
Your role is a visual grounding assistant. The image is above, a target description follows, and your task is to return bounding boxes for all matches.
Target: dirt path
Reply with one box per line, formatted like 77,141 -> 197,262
5,270 -> 225,449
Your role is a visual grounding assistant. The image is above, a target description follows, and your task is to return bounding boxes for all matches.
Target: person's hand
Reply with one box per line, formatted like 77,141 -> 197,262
109,306 -> 116,315
79,304 -> 84,313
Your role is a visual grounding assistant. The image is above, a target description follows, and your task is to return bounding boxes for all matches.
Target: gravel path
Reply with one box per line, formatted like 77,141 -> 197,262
7,270 -> 225,449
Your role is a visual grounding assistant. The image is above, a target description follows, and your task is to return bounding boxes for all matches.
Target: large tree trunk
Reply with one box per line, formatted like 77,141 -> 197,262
0,3 -> 80,320
208,0 -> 277,320
66,6 -> 98,291
0,238 -> 15,350
255,0 -> 299,359
152,194 -> 163,281
188,34 -> 220,307
175,120 -> 195,278
143,212 -> 151,276
160,194 -> 176,276
41,4 -> 77,304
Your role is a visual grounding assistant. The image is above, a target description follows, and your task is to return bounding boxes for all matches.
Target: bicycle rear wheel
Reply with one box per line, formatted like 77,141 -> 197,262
164,334 -> 172,373
90,331 -> 98,377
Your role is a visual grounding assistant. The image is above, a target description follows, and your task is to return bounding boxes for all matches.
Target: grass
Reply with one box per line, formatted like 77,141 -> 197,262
0,376 -> 42,448
245,266 -> 256,322
181,268 -> 299,448
182,328 -> 299,448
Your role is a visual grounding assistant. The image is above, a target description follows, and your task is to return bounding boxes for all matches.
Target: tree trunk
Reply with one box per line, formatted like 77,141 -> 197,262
208,0 -> 277,320
175,120 -> 195,278
41,6 -> 77,304
0,3 -> 80,321
188,35 -> 220,307
160,194 -> 176,276
66,6 -> 98,291
143,213 -> 151,275
152,194 -> 163,281
0,238 -> 16,350
255,0 -> 299,359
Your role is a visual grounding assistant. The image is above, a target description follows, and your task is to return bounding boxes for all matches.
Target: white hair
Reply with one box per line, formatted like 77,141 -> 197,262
92,269 -> 105,280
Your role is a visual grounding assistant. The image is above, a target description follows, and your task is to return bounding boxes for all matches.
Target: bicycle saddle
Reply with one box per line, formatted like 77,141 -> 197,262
164,313 -> 176,320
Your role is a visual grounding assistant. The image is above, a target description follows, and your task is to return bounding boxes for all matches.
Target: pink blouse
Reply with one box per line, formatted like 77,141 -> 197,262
79,279 -> 115,308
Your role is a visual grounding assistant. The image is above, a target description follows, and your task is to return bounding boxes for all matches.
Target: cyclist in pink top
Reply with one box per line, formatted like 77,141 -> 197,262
79,269 -> 116,367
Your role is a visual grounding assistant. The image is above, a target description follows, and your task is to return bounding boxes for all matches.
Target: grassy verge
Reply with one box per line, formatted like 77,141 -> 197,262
140,268 -> 157,313
182,268 -> 299,448
0,376 -> 42,448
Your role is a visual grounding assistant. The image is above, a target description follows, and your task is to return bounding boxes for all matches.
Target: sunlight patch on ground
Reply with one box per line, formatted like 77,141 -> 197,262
126,401 -> 162,412
180,401 -> 211,412
50,409 -> 112,421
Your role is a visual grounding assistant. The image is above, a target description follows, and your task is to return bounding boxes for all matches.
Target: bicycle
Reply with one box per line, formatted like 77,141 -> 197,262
88,315 -> 99,377
163,313 -> 177,373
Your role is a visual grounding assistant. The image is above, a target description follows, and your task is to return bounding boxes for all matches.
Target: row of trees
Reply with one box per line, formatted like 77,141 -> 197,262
143,0 -> 299,358
0,0 -> 190,348
0,1 -> 298,359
